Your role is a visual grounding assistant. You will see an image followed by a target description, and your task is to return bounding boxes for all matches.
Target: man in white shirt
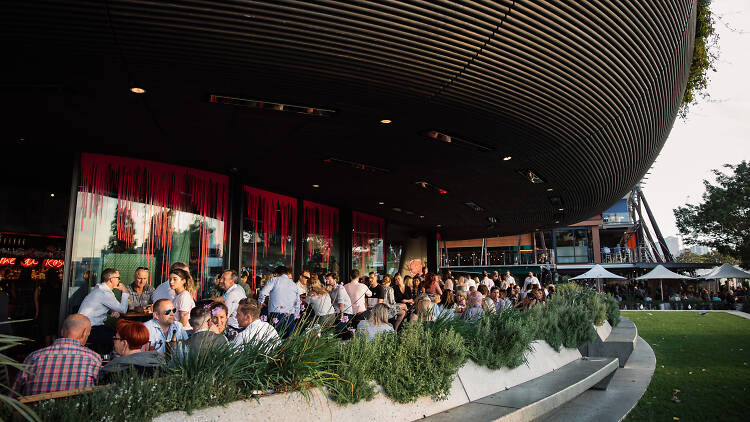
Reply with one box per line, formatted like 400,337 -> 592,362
523,272 -> 541,291
258,266 -> 300,337
343,269 -> 372,315
77,268 -> 129,353
144,299 -> 188,354
217,269 -> 247,329
501,271 -> 516,290
480,273 -> 494,291
465,276 -> 477,291
232,299 -> 279,351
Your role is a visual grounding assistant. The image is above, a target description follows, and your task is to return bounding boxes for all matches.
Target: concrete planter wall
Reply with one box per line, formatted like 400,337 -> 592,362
154,340 -> 582,422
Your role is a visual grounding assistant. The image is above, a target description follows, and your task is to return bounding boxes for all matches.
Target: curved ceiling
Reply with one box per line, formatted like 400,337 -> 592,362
1,0 -> 696,239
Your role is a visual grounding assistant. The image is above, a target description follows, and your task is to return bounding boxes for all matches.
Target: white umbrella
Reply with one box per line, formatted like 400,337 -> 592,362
636,265 -> 693,301
570,264 -> 625,292
700,263 -> 750,279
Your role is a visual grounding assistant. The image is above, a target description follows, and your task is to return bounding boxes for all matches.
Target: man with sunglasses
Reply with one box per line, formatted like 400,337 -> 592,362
144,298 -> 188,354
295,270 -> 310,296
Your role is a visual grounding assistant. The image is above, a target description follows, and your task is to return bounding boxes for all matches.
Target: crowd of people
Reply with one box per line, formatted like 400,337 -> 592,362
11,264 -> 556,398
606,281 -> 748,309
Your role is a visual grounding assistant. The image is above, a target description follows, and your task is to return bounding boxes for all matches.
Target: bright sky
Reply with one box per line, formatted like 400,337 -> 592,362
643,0 -> 750,240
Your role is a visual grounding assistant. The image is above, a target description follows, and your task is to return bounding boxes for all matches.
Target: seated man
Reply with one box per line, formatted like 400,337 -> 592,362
144,298 -> 188,354
13,314 -> 101,396
232,298 -> 279,350
77,268 -> 129,354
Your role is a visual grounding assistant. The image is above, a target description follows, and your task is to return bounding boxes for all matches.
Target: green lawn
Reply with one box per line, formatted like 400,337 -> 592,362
623,311 -> 750,422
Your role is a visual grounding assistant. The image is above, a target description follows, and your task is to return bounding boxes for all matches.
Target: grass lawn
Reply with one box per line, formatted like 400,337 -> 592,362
623,311 -> 750,422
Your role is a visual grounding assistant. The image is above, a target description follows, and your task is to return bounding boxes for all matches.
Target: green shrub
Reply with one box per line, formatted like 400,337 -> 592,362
531,295 -> 595,351
329,324 -> 466,404
604,294 -> 621,327
463,310 -> 535,369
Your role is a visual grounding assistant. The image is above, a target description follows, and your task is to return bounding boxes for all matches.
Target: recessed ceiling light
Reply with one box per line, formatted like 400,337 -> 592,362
546,188 -> 554,192
436,224 -> 442,228
419,215 -> 425,219
558,208 -> 564,211
503,156 -> 512,161
378,201 -> 385,205
50,193 -> 55,197
312,184 -> 320,188
380,119 -> 392,124
554,220 -> 560,224
392,207 -> 402,212
130,87 -> 146,94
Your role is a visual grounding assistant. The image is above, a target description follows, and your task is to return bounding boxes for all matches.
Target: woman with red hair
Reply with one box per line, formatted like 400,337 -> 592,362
101,319 -> 164,382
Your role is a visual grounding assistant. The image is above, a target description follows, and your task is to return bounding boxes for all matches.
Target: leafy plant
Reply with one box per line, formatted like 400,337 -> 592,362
0,323 -> 40,422
679,0 -> 719,118
604,294 -> 621,327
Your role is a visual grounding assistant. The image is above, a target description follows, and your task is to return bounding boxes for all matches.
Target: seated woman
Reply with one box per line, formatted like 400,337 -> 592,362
356,303 -> 394,341
373,275 -> 407,330
460,291 -> 484,320
392,273 -> 414,307
435,290 -> 456,318
101,319 -> 164,383
408,295 -> 435,325
185,305 -> 228,352
306,274 -> 336,325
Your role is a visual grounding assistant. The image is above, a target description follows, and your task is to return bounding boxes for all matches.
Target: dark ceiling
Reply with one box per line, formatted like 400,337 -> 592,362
0,0 -> 696,239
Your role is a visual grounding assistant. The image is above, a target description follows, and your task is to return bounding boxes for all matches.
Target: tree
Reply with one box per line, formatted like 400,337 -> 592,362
679,0 -> 720,118
674,161 -> 750,267
107,206 -> 137,253
675,250 -> 739,265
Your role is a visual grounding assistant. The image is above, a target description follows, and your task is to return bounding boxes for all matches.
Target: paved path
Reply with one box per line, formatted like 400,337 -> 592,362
534,336 -> 655,422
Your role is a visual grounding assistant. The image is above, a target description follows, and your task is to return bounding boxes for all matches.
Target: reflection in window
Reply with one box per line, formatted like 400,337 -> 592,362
242,187 -> 296,290
554,228 -> 592,264
70,154 -> 227,312
303,201 -> 339,276
352,212 -> 384,276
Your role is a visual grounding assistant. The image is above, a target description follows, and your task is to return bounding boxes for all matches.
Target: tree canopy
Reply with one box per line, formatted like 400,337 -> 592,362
675,250 -> 739,265
674,161 -> 750,267
679,0 -> 719,119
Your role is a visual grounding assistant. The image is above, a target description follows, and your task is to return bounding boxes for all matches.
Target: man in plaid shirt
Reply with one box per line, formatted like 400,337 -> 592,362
13,314 -> 102,396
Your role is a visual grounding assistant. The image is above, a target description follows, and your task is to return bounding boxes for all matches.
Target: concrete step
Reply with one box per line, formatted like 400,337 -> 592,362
419,357 -> 619,422
585,318 -> 638,367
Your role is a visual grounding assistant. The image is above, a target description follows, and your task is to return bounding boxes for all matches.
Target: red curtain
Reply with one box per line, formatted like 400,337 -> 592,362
244,186 -> 297,289
352,211 -> 384,274
303,201 -> 339,271
79,153 -> 228,294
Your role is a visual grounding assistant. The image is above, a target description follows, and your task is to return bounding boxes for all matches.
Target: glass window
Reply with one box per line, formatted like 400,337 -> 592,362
69,154 -> 227,313
352,212 -> 384,276
241,187 -> 296,291
554,229 -> 591,264
302,201 -> 340,277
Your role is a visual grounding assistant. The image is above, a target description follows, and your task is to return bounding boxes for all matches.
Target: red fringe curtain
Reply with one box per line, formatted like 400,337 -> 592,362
79,153 -> 228,294
352,211 -> 385,274
303,201 -> 339,271
244,186 -> 297,289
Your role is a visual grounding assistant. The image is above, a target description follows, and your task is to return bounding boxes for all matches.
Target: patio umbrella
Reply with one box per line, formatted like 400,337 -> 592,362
700,263 -> 750,292
570,264 -> 625,292
636,265 -> 693,301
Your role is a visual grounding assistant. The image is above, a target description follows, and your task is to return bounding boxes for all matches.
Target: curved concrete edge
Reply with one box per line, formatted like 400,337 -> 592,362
533,335 -> 657,422
458,341 -> 581,401
153,341 -> 580,422
595,321 -> 613,342
499,358 -> 619,422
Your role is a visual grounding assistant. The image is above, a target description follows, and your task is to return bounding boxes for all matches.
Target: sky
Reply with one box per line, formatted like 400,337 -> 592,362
642,0 -> 750,242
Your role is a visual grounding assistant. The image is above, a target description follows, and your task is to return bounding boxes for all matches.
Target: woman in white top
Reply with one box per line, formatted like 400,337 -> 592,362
356,303 -> 394,341
169,268 -> 196,330
306,274 -> 335,323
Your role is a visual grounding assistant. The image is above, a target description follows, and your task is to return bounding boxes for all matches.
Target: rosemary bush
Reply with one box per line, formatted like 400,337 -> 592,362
604,294 -> 621,327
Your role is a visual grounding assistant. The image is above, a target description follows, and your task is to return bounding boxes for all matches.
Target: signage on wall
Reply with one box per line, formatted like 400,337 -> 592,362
0,257 -> 64,268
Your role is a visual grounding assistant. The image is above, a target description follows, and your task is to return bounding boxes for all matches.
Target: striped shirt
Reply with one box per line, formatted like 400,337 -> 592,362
12,338 -> 101,396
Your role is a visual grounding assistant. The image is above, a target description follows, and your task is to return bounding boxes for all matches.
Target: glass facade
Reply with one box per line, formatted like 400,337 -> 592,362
241,187 -> 296,290
69,154 -> 227,312
302,201 -> 340,276
352,212 -> 385,276
602,199 -> 632,225
554,228 -> 592,264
